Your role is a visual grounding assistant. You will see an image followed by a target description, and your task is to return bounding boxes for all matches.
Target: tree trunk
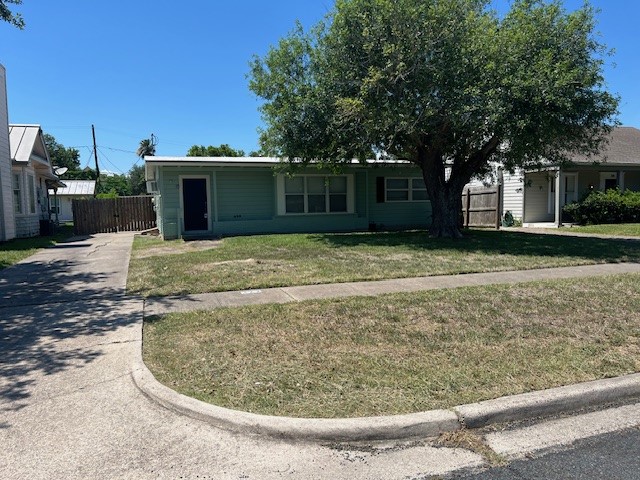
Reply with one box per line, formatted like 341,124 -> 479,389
418,151 -> 468,238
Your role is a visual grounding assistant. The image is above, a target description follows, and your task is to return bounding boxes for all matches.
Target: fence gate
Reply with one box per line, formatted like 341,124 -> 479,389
461,185 -> 502,229
72,196 -> 156,235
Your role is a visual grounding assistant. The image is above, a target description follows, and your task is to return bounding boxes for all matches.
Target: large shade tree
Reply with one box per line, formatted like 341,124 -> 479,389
1,0 -> 24,29
249,0 -> 619,237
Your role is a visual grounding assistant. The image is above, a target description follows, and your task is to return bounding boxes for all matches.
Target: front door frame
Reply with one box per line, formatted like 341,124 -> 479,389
179,175 -> 212,234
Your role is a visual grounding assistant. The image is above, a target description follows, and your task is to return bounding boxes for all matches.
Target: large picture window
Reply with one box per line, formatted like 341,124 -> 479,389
386,178 -> 428,202
280,175 -> 352,215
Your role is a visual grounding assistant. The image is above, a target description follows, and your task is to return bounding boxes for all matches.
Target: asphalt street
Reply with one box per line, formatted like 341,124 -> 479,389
457,427 -> 640,480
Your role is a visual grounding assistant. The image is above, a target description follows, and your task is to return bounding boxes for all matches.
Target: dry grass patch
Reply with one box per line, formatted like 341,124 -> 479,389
143,274 -> 640,418
128,229 -> 640,297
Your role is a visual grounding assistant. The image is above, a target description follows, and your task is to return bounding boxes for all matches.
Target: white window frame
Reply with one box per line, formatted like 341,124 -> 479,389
385,177 -> 428,202
599,172 -> 617,191
13,173 -> 22,214
27,174 -> 36,214
276,174 -> 355,216
563,173 -> 578,206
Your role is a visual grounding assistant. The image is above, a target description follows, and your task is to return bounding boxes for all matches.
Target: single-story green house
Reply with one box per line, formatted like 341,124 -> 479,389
144,157 -> 432,240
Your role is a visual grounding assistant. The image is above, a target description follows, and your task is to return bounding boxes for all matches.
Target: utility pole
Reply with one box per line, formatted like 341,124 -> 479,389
92,124 -> 100,197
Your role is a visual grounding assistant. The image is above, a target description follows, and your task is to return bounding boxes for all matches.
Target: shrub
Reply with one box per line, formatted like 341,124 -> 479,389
563,189 -> 640,225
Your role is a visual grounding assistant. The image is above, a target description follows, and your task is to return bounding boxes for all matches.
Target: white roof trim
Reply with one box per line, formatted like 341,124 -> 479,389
143,156 -> 415,168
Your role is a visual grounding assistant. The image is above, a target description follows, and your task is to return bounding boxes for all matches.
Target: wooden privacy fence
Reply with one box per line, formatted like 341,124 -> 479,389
72,196 -> 156,235
462,185 -> 502,229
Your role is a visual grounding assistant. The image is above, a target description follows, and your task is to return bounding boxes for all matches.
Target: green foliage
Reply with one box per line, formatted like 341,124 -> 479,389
96,190 -> 119,199
44,133 -> 82,173
249,0 -> 619,237
136,138 -> 156,160
187,144 -> 245,157
97,174 -> 130,197
128,164 -> 146,195
563,189 -> 640,225
0,0 -> 24,29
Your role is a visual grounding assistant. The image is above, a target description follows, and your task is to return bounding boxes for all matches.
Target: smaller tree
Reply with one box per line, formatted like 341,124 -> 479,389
44,133 -> 81,173
97,174 -> 130,197
128,164 -> 146,195
1,0 -> 24,29
187,144 -> 245,157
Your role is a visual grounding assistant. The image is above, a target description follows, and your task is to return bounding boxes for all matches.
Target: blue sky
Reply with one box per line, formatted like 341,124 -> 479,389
0,0 -> 638,175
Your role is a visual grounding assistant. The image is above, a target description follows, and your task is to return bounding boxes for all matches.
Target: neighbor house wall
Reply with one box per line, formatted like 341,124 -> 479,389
501,169 -> 524,221
0,65 -> 15,241
523,171 -> 554,223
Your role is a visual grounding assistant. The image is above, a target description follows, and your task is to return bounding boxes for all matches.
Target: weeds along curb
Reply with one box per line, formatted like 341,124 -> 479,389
132,321 -> 640,442
131,349 -> 459,442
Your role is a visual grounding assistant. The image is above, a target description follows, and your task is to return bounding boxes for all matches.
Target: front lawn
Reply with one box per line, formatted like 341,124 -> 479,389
143,274 -> 640,418
0,225 -> 74,270
128,229 -> 640,297
562,223 -> 640,237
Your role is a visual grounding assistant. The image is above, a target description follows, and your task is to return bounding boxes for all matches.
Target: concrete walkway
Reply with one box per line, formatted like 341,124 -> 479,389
145,262 -> 640,316
1,233 -> 639,479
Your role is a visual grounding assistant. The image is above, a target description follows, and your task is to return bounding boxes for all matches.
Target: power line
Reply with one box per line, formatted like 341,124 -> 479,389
97,147 -> 127,175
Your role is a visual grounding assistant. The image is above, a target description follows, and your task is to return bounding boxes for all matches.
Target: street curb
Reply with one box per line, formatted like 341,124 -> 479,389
131,346 -> 459,441
132,326 -> 640,442
453,373 -> 640,428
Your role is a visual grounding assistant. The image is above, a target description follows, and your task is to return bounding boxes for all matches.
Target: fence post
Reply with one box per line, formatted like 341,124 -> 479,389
495,183 -> 502,230
464,189 -> 471,228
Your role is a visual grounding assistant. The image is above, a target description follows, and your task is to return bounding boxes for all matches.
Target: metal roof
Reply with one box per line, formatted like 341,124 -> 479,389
9,124 -> 44,163
49,180 -> 96,196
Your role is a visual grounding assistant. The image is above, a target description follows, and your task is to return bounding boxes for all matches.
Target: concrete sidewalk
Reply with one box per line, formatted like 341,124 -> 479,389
145,261 -> 640,316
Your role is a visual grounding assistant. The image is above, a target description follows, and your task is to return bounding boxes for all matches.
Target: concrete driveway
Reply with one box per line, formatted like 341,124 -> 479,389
0,233 -> 481,479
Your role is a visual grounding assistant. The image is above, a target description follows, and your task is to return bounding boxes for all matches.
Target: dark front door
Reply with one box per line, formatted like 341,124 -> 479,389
182,178 -> 208,231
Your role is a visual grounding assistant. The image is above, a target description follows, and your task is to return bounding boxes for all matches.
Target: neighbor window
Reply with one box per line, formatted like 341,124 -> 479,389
386,178 -> 427,202
28,174 -> 36,214
280,175 -> 352,214
13,173 -> 22,214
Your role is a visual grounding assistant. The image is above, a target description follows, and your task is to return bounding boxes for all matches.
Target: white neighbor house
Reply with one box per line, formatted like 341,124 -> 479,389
0,65 -> 16,241
469,127 -> 640,226
49,180 -> 96,222
0,63 -> 65,240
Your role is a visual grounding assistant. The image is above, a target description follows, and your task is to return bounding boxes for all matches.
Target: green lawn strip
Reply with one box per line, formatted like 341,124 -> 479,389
143,274 -> 640,418
0,224 -> 75,270
560,223 -> 640,237
128,229 -> 640,297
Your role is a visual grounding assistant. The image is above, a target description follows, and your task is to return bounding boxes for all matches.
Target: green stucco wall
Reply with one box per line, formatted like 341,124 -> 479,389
154,164 -> 432,239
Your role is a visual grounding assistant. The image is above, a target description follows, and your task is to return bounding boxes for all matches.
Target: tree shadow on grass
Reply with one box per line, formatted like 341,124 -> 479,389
308,229 -> 640,263
0,257 -> 140,424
